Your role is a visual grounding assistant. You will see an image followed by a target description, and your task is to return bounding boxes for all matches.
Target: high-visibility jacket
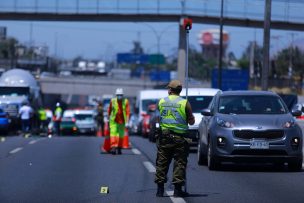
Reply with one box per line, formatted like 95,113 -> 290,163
158,95 -> 188,134
54,107 -> 62,121
109,98 -> 129,124
38,109 -> 47,121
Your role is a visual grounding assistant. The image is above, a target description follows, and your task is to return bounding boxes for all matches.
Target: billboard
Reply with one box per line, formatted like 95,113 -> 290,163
198,29 -> 229,45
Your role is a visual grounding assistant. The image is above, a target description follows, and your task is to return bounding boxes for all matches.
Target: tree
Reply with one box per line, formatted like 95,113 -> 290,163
275,46 -> 304,78
238,41 -> 263,71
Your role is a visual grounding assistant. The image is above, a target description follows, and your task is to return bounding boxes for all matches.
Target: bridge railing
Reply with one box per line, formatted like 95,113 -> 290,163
0,0 -> 303,23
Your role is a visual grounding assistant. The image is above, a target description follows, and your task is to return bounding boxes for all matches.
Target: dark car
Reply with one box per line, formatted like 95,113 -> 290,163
0,107 -> 10,134
197,90 -> 303,171
60,117 -> 78,135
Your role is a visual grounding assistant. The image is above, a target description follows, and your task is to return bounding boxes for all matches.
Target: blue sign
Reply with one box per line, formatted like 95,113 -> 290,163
212,69 -> 249,91
117,53 -> 149,64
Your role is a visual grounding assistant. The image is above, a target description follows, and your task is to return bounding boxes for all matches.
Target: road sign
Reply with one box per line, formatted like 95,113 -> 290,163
117,53 -> 149,64
212,69 -> 249,90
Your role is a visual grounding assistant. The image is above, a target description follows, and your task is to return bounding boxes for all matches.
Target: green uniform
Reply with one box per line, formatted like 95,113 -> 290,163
155,95 -> 189,185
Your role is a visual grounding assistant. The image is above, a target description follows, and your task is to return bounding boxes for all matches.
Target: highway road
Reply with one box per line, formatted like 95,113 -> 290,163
1,132 -> 304,203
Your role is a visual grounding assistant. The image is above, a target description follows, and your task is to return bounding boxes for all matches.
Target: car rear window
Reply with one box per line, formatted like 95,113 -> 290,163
218,95 -> 287,115
75,114 -> 93,120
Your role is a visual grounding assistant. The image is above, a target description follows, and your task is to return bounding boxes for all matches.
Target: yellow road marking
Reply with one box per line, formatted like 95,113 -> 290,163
100,186 -> 109,194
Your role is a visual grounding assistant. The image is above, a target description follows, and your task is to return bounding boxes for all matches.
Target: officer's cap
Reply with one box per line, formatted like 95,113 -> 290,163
167,80 -> 182,89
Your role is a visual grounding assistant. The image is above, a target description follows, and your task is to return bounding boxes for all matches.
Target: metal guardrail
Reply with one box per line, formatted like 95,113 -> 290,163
0,0 -> 303,23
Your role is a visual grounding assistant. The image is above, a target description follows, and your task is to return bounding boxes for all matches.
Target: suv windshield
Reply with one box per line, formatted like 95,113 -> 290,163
218,95 -> 287,115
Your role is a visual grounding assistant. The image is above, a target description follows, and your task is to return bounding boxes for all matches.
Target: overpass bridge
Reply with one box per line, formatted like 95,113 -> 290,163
38,75 -> 209,98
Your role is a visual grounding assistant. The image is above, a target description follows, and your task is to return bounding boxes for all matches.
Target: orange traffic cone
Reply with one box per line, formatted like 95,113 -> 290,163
101,135 -> 111,152
97,129 -> 103,137
104,122 -> 109,136
101,122 -> 111,152
122,128 -> 131,149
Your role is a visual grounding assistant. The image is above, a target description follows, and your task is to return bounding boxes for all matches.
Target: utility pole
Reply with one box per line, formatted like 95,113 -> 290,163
262,0 -> 272,91
288,32 -> 297,78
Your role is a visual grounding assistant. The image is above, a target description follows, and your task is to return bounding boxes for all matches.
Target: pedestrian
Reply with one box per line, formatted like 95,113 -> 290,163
155,80 -> 195,197
53,102 -> 62,136
38,106 -> 48,134
96,100 -> 105,136
18,100 -> 33,135
107,88 -> 130,155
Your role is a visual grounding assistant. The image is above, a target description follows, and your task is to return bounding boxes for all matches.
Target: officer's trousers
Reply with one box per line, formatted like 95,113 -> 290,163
155,135 -> 189,185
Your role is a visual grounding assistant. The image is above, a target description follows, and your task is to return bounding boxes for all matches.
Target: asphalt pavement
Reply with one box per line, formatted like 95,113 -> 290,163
1,129 -> 304,203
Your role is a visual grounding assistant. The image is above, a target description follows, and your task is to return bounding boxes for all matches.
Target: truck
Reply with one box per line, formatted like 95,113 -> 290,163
0,68 -> 42,130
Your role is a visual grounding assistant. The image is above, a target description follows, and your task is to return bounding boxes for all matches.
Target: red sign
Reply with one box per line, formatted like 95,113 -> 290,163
202,32 -> 213,45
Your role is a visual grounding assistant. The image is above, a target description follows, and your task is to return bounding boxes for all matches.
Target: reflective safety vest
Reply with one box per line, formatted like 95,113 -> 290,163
109,98 -> 128,124
38,109 -> 47,121
54,107 -> 62,121
158,95 -> 188,134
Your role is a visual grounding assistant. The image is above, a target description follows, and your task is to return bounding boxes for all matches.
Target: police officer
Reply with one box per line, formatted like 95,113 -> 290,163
155,80 -> 195,197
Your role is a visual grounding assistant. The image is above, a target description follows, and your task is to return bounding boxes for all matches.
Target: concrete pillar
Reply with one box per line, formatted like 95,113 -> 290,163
177,22 -> 186,84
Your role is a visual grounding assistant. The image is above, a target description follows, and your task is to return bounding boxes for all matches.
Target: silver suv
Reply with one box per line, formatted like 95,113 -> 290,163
198,90 -> 303,171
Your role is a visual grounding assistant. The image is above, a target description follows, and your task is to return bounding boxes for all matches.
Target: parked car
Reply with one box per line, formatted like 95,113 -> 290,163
197,90 -> 303,171
148,108 -> 160,142
292,103 -> 304,120
128,113 -> 140,135
0,107 -> 10,134
60,117 -> 78,135
141,104 -> 157,138
58,109 -> 77,135
74,109 -> 97,135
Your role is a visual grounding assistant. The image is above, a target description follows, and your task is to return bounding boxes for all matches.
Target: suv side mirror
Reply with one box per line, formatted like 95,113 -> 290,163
201,109 -> 212,116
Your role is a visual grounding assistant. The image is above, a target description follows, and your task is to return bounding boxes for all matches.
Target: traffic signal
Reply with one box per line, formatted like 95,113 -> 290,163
183,18 -> 193,31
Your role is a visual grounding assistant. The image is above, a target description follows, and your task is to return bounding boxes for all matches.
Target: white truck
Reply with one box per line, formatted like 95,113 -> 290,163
0,69 -> 42,130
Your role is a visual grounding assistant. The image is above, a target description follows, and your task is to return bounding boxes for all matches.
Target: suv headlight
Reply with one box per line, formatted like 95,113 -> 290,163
216,117 -> 234,128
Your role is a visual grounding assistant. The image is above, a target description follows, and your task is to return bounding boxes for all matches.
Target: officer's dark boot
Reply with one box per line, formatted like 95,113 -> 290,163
174,184 -> 189,197
117,147 -> 122,155
110,147 -> 116,155
156,183 -> 164,197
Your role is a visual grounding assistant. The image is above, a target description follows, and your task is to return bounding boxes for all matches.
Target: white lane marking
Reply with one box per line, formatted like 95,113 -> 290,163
29,140 -> 38,145
132,148 -> 141,155
143,161 -> 156,173
166,191 -> 187,203
10,147 -> 23,154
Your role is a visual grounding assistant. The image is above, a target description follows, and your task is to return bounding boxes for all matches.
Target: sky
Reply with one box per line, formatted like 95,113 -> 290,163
0,0 -> 304,61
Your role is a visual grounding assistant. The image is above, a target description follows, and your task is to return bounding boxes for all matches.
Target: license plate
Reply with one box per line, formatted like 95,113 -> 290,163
250,140 -> 269,149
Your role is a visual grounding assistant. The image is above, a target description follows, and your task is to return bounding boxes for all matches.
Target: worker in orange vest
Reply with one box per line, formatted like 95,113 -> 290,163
107,88 -> 130,155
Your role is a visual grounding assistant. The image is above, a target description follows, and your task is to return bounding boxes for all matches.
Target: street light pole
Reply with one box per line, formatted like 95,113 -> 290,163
218,0 -> 224,90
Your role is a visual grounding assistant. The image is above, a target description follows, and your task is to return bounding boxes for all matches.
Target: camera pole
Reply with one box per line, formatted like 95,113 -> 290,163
183,18 -> 192,193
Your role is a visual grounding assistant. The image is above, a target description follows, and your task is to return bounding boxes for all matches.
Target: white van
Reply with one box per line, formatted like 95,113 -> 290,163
181,88 -> 221,144
136,89 -> 168,116
135,89 -> 168,134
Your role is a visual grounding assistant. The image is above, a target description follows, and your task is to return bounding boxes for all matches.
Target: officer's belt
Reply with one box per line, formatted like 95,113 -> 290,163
162,129 -> 186,137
